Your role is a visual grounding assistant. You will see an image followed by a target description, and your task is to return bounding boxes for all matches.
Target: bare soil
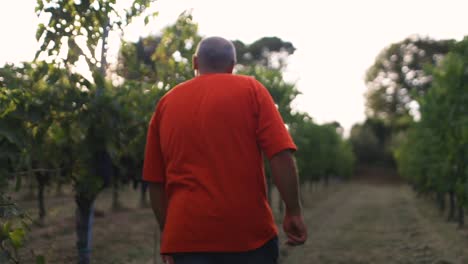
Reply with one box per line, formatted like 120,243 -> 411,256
279,182 -> 468,264
16,178 -> 468,264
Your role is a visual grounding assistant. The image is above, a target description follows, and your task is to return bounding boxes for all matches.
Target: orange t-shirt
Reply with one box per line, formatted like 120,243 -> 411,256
143,73 -> 297,254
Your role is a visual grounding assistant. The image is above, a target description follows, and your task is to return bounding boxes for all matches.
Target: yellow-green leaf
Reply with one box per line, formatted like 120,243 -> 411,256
9,227 -> 26,249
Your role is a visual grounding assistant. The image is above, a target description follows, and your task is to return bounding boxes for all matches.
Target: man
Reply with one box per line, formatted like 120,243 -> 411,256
143,36 -> 307,264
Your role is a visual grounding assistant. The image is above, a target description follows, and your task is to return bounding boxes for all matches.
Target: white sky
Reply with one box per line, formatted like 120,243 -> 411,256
1,0 -> 467,132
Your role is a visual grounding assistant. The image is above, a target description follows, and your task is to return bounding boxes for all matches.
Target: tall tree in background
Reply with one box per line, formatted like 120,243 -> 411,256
365,36 -> 452,126
352,36 -> 453,169
233,37 -> 295,70
349,118 -> 394,167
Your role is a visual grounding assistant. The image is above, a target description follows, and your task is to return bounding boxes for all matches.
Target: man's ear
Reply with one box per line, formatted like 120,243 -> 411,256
192,55 -> 198,70
227,61 -> 235,73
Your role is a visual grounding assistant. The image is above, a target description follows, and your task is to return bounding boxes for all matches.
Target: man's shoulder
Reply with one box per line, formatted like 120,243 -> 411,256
231,74 -> 254,80
231,74 -> 257,83
234,74 -> 264,87
222,74 -> 263,90
159,78 -> 195,100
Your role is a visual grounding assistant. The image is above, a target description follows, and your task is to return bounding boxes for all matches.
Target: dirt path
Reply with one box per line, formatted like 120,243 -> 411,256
19,182 -> 468,263
280,183 -> 468,264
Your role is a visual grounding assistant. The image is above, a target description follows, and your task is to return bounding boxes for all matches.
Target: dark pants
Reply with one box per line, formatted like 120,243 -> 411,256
172,237 -> 279,264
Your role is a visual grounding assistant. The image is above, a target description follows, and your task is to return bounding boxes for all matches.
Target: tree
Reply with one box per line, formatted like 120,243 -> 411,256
365,35 -> 453,124
34,1 -> 156,263
233,37 -> 295,70
349,118 -> 395,167
353,36 -> 453,170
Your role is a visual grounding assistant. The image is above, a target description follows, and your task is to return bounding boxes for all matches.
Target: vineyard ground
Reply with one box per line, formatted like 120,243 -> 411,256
17,174 -> 468,264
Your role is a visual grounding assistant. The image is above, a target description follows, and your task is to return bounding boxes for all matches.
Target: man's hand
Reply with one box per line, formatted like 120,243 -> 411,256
283,212 -> 307,246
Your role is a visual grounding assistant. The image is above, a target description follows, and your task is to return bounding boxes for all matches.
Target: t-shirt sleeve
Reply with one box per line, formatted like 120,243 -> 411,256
254,79 -> 297,159
143,103 -> 166,183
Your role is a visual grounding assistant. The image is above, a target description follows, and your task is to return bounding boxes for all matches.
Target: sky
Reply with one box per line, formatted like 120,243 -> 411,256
1,0 -> 468,132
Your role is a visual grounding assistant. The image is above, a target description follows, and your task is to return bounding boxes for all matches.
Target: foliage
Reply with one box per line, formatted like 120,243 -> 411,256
349,118 -> 395,167
365,35 -> 453,123
396,37 -> 468,210
358,36 -> 453,169
117,12 -> 200,89
291,116 -> 354,182
0,195 -> 40,263
33,0 -> 158,193
35,0 -> 157,73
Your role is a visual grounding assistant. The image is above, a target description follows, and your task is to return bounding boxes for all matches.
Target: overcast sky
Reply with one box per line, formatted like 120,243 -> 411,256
1,0 -> 467,132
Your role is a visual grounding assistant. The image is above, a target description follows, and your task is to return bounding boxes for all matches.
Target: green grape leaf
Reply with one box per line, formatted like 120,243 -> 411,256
9,227 -> 26,249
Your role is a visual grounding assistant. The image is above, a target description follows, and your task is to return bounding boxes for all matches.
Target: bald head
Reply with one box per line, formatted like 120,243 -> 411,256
193,37 -> 237,74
